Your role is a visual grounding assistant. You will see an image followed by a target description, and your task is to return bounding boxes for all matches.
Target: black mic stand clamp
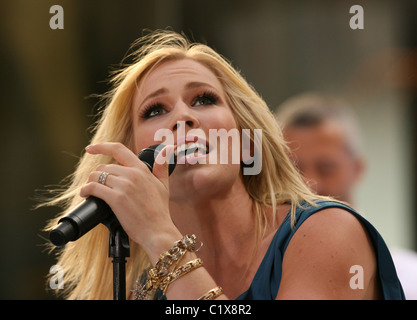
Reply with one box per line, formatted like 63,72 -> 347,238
103,214 -> 130,300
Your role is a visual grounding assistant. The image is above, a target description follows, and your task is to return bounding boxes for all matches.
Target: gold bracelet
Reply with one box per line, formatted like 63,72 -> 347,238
198,286 -> 223,300
133,234 -> 203,300
161,258 -> 203,294
170,258 -> 203,283
160,250 -> 188,294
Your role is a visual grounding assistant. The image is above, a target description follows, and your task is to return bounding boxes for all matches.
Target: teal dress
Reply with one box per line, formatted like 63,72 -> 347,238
236,200 -> 405,300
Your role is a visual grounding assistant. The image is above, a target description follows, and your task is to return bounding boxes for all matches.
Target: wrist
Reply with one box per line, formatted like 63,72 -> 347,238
133,234 -> 204,300
143,229 -> 184,265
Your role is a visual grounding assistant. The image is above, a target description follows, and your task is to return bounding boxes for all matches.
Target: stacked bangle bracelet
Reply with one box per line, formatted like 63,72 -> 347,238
133,234 -> 224,301
198,286 -> 224,300
133,234 -> 204,300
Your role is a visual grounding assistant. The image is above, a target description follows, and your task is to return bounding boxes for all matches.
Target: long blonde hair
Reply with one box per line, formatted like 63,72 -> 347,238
44,30 -> 318,299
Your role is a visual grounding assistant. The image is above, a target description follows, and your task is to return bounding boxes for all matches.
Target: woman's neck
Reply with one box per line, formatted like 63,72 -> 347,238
170,179 -> 255,243
169,178 -> 276,297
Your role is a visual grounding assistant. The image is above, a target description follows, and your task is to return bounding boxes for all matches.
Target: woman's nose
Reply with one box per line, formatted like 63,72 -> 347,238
170,100 -> 200,131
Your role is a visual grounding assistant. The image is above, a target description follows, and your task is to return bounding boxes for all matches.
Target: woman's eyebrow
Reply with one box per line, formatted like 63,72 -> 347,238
138,82 -> 218,109
185,81 -> 217,91
139,88 -> 168,108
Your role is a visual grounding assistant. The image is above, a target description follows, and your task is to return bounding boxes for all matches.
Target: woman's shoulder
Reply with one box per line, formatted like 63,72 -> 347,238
293,202 -> 374,253
295,199 -> 364,231
277,200 -> 380,299
239,199 -> 404,299
295,199 -> 357,218
288,199 -> 373,239
288,199 -> 378,277
290,199 -> 375,257
269,199 -> 362,253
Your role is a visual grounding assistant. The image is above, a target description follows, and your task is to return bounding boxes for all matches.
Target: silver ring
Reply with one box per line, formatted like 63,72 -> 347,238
98,172 -> 110,185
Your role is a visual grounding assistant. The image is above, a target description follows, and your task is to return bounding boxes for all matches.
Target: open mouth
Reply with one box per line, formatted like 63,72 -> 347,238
175,142 -> 210,159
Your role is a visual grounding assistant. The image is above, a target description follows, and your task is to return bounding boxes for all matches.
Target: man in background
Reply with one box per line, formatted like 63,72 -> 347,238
276,92 -> 417,299
276,92 -> 365,205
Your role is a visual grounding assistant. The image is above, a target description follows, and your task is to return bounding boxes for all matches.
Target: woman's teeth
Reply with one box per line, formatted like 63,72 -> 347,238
175,142 -> 207,157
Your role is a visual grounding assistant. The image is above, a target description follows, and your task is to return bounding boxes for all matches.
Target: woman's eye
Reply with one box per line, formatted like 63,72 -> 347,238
142,104 -> 166,118
192,92 -> 219,107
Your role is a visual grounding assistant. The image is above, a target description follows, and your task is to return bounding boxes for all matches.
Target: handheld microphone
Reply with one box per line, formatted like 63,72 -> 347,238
49,144 -> 176,247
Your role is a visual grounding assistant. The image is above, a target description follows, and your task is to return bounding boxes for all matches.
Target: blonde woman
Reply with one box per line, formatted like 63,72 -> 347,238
44,30 -> 404,300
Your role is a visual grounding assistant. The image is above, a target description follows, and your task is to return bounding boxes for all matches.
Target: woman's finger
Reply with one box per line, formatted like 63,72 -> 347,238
80,179 -> 117,199
88,171 -> 116,187
86,142 -> 143,168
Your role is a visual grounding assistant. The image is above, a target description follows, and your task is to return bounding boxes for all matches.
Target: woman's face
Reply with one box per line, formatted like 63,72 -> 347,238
131,58 -> 242,201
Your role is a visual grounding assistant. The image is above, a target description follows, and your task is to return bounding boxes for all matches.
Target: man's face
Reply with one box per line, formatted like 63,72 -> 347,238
284,120 -> 363,203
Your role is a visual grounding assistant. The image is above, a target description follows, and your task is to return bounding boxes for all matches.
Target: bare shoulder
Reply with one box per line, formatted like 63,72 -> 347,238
276,207 -> 381,299
295,207 -> 370,243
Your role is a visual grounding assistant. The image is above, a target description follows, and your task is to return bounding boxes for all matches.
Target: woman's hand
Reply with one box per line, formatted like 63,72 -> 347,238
80,142 -> 182,261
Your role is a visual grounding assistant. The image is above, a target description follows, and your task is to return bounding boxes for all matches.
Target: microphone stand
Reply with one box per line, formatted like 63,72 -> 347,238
103,214 -> 130,300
